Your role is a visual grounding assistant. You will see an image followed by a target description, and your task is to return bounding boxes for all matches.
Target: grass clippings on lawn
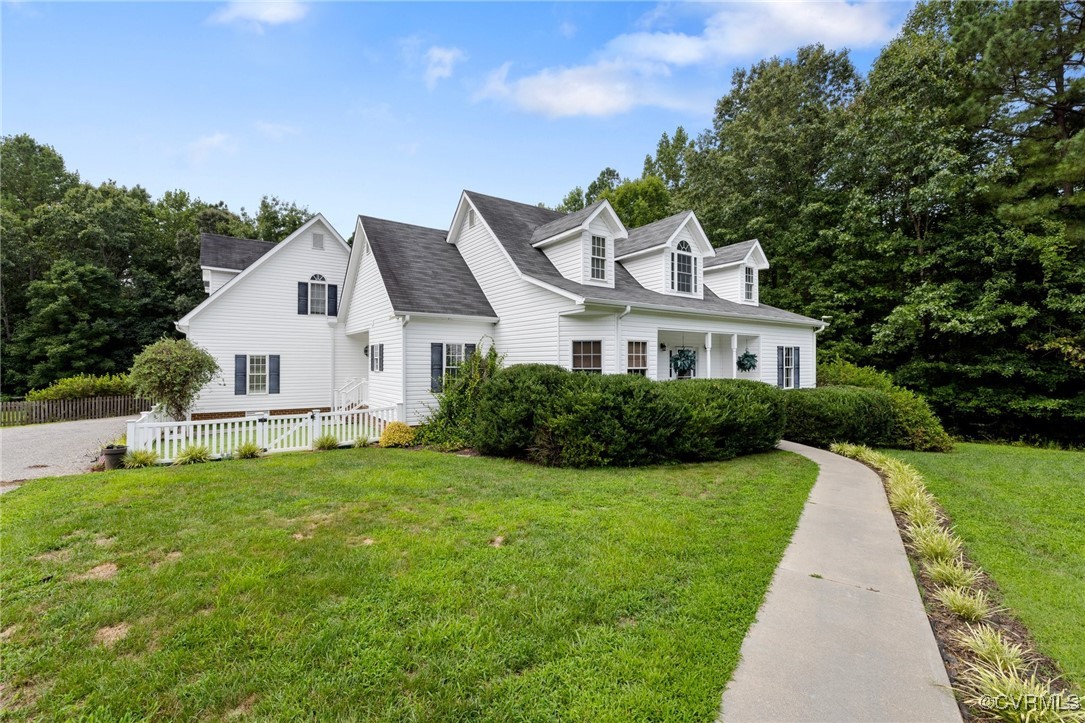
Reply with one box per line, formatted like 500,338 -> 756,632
1,447 -> 817,721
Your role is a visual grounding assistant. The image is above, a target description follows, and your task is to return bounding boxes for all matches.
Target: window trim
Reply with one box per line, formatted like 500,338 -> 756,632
744,265 -> 756,302
248,354 -> 268,395
590,234 -> 607,281
626,340 -> 648,376
783,347 -> 795,389
444,342 -> 465,379
309,274 -> 327,315
571,340 -> 603,374
671,240 -> 697,295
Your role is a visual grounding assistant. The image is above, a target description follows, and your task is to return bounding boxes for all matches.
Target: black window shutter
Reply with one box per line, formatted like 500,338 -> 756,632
234,355 -> 247,395
465,343 -> 476,358
431,343 -> 444,392
793,346 -> 801,388
378,344 -> 384,372
777,347 -> 785,389
269,355 -> 280,394
297,282 -> 308,315
328,285 -> 338,316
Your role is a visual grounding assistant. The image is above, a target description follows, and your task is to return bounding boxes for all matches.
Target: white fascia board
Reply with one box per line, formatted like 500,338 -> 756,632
587,200 -> 628,239
393,311 -> 500,323
446,191 -> 471,244
200,265 -> 242,274
581,296 -> 823,328
521,275 -> 584,303
336,216 -> 368,322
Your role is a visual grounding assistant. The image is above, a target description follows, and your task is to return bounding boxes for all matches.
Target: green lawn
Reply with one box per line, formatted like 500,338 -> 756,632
1,448 -> 816,721
891,443 -> 1085,687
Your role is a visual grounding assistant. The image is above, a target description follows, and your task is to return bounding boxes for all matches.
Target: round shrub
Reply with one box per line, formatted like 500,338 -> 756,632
783,386 -> 895,448
474,364 -> 571,457
235,441 -> 262,459
663,379 -> 786,461
121,449 -> 158,469
378,421 -> 416,448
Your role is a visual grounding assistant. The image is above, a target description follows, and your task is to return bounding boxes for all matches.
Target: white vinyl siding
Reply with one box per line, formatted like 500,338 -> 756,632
703,266 -> 742,303
404,318 -> 495,424
183,219 -> 349,414
544,236 -> 583,282
343,235 -> 403,411
621,252 -> 665,294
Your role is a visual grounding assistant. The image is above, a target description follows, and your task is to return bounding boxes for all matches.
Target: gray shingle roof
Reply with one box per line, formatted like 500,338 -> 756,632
361,215 -> 496,318
465,191 -> 821,326
529,200 -> 607,244
615,211 -> 691,258
704,239 -> 757,268
200,233 -> 276,271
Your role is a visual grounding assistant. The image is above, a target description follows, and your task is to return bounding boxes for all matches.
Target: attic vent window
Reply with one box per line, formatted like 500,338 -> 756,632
312,233 -> 324,250
590,235 -> 606,281
468,209 -> 477,228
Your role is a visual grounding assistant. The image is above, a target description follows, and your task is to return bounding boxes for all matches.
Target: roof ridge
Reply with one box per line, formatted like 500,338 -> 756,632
359,215 -> 446,235
199,232 -> 276,246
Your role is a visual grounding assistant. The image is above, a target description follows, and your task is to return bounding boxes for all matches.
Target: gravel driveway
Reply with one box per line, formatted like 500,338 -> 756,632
0,415 -> 132,488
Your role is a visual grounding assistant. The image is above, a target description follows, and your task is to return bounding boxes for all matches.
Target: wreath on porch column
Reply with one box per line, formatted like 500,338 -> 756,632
670,348 -> 697,375
736,350 -> 758,372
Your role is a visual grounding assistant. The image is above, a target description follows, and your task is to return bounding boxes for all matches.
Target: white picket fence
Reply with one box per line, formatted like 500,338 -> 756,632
126,405 -> 400,464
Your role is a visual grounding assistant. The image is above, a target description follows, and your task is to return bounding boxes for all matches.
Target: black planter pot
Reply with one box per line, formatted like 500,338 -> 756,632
102,445 -> 127,470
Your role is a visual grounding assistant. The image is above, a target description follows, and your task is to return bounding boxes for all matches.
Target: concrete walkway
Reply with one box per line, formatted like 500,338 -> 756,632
0,415 -> 131,488
719,441 -> 960,722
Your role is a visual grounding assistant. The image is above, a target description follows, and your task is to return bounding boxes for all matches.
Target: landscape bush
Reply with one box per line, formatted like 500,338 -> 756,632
312,434 -> 339,451
819,359 -> 953,451
378,421 -> 416,448
416,345 -> 502,450
783,386 -> 896,448
234,441 -> 262,459
129,339 -> 219,420
471,365 -> 785,467
174,444 -> 211,465
26,373 -> 133,401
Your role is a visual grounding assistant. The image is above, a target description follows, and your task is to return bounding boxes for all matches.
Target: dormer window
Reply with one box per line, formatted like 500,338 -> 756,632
671,240 -> 698,294
590,235 -> 607,281
744,266 -> 756,302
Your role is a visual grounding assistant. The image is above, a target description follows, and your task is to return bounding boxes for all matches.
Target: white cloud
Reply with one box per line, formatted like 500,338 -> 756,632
208,1 -> 308,31
255,121 -> 299,141
558,21 -> 577,39
477,1 -> 900,118
424,46 -> 466,90
187,132 -> 237,165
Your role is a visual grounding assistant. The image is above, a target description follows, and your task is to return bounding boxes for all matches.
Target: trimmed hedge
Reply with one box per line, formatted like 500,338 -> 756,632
783,386 -> 896,449
473,365 -> 785,467
818,359 -> 953,451
26,373 -> 133,401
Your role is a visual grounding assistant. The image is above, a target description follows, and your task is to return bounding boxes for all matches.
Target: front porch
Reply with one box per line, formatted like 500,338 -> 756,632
655,330 -> 761,382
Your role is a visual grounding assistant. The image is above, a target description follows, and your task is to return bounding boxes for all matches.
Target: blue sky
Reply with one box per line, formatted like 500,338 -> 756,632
3,1 -> 915,233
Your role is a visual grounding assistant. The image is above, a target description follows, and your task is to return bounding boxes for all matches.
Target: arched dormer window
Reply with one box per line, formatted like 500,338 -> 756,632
309,274 -> 327,315
671,240 -> 698,294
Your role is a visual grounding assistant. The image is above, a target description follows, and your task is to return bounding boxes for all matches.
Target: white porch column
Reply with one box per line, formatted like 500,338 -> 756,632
731,334 -> 739,379
704,333 -> 713,379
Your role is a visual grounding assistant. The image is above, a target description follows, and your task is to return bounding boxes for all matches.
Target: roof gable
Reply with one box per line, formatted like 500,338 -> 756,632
176,214 -> 348,329
199,234 -> 275,271
703,239 -> 769,270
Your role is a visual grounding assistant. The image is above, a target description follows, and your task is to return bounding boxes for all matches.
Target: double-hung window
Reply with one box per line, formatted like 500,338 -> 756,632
298,275 -> 337,316
431,342 -> 476,392
590,235 -> 607,281
744,266 -> 756,302
671,240 -> 697,294
777,346 -> 800,389
369,344 -> 385,373
248,355 -> 268,394
627,341 -> 648,376
234,354 -> 279,396
572,340 -> 602,373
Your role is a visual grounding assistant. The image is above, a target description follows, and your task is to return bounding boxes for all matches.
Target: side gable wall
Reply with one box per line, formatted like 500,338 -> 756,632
343,234 -> 403,410
184,219 -> 349,414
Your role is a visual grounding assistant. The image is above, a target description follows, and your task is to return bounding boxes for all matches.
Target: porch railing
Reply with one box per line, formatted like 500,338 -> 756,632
127,406 -> 399,464
335,378 -> 367,411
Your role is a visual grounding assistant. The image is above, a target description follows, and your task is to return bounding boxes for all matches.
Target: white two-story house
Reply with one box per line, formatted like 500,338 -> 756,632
179,192 -> 825,423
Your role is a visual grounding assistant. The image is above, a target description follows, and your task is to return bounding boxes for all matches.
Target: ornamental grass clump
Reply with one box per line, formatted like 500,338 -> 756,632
953,624 -> 1028,673
958,664 -> 1076,723
378,421 -> 416,448
235,441 -> 262,459
892,487 -> 939,528
174,444 -> 211,466
935,586 -> 994,622
925,557 -> 981,589
313,434 -> 339,451
121,449 -> 158,469
909,523 -> 963,563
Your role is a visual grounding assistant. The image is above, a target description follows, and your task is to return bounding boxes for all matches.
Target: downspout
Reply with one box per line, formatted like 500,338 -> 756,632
615,305 -> 632,374
399,315 -> 410,423
329,321 -> 337,410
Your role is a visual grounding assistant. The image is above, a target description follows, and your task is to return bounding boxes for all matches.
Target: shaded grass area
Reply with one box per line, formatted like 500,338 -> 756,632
892,443 -> 1085,688
1,448 -> 816,721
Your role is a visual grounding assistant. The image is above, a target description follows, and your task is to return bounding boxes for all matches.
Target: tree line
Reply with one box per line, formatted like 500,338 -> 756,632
0,133 -> 310,396
551,1 -> 1083,442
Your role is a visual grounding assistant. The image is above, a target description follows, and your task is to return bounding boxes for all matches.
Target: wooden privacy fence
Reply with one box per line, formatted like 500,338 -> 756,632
127,405 -> 400,463
1,395 -> 152,427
